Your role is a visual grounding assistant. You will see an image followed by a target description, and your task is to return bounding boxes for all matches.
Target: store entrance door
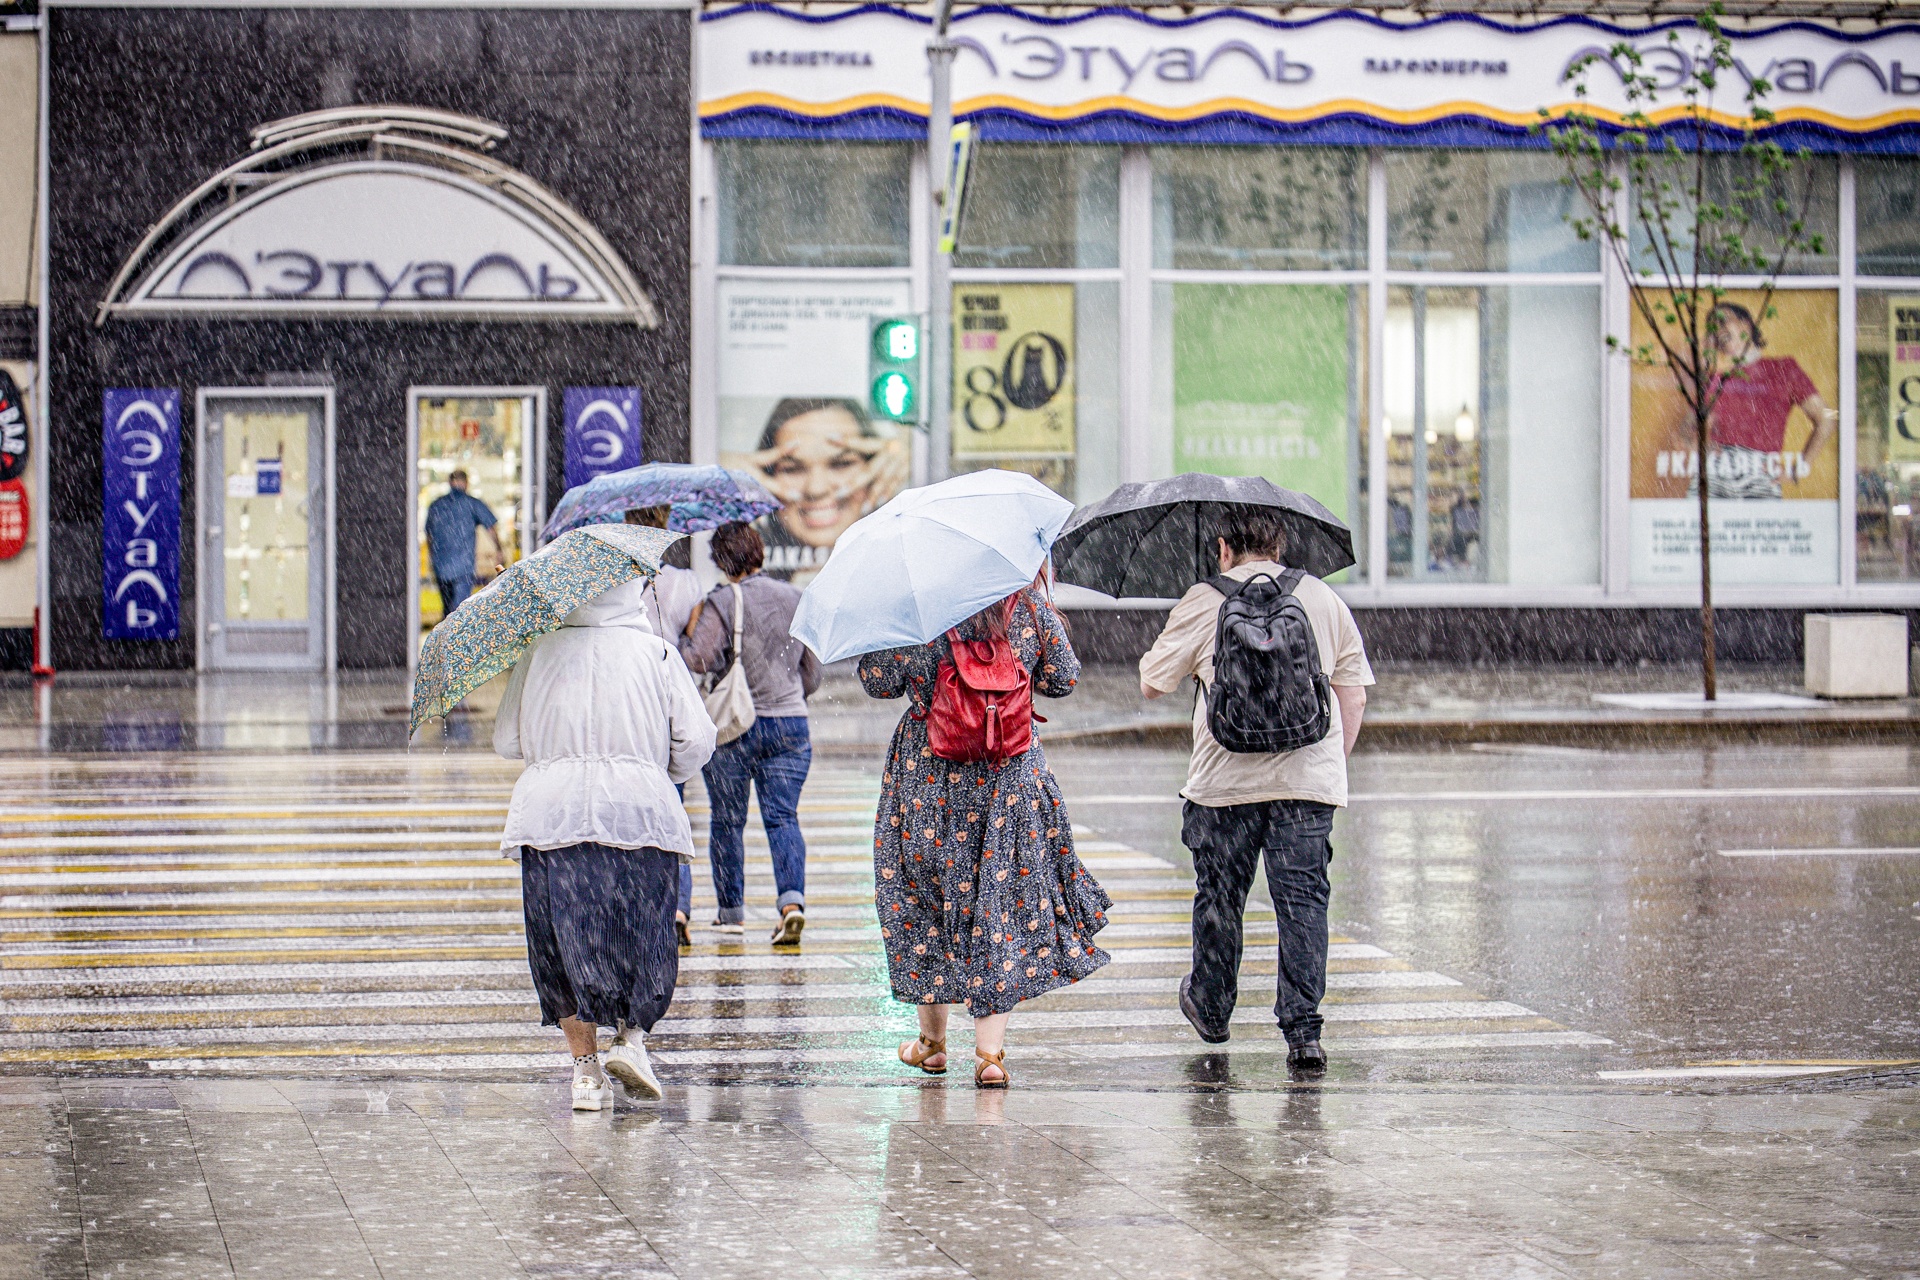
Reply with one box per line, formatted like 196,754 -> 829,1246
409,388 -> 544,658
198,390 -> 332,671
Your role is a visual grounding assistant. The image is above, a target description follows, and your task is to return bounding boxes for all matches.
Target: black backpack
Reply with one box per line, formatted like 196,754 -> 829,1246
1202,570 -> 1332,754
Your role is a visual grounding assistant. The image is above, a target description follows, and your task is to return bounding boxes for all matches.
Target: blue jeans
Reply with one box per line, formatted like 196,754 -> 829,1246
675,784 -> 693,917
702,716 -> 811,921
436,574 -> 475,614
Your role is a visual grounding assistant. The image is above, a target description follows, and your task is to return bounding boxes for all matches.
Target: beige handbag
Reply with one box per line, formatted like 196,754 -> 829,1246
703,583 -> 756,745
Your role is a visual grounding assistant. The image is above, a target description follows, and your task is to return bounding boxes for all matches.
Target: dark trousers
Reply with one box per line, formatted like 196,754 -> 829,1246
436,574 -> 475,615
1183,798 -> 1336,1047
702,715 -> 811,921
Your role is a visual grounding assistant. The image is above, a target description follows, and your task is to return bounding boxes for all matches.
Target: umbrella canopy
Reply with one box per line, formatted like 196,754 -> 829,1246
789,469 -> 1074,665
410,522 -> 681,737
1052,473 -> 1355,599
539,462 -> 781,543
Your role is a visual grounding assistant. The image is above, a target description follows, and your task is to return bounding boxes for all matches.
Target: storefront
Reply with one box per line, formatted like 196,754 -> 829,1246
0,3 -> 38,669
693,4 -> 1920,660
44,3 -> 690,672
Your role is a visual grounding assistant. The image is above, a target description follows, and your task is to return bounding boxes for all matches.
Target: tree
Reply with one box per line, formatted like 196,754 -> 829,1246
1539,1 -> 1827,700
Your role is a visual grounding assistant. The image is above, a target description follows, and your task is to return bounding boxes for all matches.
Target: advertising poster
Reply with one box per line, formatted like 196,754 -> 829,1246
718,280 -> 914,585
562,387 -> 642,491
1172,283 -> 1354,532
1628,290 -> 1840,585
952,284 -> 1076,459
1891,297 -> 1920,463
101,388 -> 181,641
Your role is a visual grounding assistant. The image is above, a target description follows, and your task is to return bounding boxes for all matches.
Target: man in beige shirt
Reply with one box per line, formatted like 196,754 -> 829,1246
1138,508 -> 1373,1074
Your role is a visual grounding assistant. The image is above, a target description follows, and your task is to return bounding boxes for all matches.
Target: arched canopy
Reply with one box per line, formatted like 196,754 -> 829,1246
97,107 -> 657,327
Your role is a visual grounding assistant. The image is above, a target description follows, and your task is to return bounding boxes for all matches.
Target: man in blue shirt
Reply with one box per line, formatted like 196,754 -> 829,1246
425,469 -> 503,615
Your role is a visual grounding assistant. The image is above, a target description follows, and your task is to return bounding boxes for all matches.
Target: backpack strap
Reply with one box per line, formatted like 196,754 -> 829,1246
1203,575 -> 1242,599
1276,567 -> 1306,597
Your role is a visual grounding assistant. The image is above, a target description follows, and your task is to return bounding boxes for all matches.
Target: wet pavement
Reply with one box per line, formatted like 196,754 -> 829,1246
1,713 -> 1917,1275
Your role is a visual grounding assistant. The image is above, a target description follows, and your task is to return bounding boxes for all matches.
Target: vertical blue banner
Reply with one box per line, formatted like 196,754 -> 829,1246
102,389 -> 181,641
563,387 -> 642,491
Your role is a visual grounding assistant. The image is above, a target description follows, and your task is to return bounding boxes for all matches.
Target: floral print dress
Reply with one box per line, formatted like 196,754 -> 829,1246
859,591 -> 1112,1017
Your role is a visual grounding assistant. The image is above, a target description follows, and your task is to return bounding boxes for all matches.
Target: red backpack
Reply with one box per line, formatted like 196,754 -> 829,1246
923,618 -> 1042,766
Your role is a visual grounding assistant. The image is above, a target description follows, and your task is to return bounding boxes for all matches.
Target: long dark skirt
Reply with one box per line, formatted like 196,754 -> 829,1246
521,843 -> 681,1034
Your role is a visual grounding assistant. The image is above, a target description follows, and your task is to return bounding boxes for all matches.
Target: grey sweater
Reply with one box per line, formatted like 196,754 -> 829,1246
679,572 -> 822,719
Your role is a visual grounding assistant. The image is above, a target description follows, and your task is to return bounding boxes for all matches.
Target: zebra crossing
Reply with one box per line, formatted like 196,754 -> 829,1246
0,752 -> 1608,1079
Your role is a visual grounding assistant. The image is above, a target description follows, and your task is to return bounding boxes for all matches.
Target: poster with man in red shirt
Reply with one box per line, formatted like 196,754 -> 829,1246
1629,290 -> 1840,586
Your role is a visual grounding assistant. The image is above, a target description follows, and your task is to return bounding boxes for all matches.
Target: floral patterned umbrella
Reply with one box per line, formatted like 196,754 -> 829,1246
539,462 -> 782,544
409,523 -> 681,738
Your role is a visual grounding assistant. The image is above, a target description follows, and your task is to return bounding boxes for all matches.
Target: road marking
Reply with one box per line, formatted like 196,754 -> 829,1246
1718,847 -> 1920,858
1598,1066 -> 1855,1080
1078,785 -> 1920,805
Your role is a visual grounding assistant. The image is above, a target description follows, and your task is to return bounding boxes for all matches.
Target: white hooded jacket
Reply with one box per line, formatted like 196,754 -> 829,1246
493,576 -> 718,858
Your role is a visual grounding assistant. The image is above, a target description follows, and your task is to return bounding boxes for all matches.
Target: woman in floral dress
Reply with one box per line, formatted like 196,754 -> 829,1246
858,585 -> 1112,1086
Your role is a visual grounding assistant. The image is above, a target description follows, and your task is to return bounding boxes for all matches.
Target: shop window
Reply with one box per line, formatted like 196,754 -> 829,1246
1387,150 -> 1597,274
1857,289 -> 1920,581
1857,157 -> 1920,278
1384,286 -> 1601,584
953,146 -> 1119,270
1628,154 -> 1839,277
1628,289 -> 1839,586
1151,282 -> 1370,581
950,281 -> 1121,506
1152,147 -> 1366,271
716,141 -> 911,268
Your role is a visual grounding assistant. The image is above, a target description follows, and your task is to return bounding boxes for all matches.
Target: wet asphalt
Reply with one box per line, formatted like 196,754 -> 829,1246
1051,740 -> 1920,1079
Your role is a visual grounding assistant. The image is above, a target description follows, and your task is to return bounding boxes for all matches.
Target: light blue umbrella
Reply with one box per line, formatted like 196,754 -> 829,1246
789,469 -> 1074,664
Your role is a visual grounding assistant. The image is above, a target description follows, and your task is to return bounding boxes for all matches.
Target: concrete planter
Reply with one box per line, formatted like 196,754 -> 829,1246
1804,613 -> 1911,698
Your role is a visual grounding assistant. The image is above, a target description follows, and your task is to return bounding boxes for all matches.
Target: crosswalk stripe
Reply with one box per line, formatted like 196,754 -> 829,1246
0,756 -> 1607,1076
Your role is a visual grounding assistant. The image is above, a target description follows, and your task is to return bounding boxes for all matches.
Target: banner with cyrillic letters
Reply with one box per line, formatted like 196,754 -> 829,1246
562,387 -> 643,491
102,389 -> 181,640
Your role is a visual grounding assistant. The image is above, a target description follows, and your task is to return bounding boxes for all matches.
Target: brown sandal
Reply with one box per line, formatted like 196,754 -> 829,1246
973,1047 -> 1009,1089
899,1035 -> 947,1075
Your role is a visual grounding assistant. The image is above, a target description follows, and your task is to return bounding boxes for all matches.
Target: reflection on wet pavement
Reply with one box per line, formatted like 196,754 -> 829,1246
0,754 -> 1604,1081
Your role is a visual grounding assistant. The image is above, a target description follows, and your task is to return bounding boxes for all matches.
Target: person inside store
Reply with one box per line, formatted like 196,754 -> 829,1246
493,572 -> 717,1112
856,572 -> 1112,1089
425,468 -> 503,617
623,504 -> 706,948
747,398 -> 909,586
679,521 -> 821,945
1138,508 -> 1373,1078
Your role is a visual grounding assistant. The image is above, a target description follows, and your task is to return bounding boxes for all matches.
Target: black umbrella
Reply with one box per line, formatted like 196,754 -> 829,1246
1052,473 -> 1355,599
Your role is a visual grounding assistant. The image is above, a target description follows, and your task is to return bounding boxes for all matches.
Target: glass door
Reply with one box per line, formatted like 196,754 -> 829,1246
410,389 -> 543,648
199,391 -> 330,670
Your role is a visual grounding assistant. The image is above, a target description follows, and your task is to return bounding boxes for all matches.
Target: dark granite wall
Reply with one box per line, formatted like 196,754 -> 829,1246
47,7 -> 690,671
1065,606 -> 1920,667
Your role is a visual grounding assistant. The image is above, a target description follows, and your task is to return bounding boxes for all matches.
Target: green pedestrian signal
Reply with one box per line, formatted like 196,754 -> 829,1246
868,315 -> 923,424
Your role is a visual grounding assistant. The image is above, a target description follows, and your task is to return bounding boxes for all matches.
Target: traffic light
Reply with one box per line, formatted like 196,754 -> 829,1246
869,315 -> 922,424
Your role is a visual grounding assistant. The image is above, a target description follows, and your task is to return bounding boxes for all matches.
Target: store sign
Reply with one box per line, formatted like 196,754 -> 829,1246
101,389 -> 181,641
1892,297 -> 1920,463
952,285 -> 1075,458
114,165 -> 636,319
0,369 -> 26,483
702,7 -> 1920,141
563,387 -> 643,490
0,481 -> 27,562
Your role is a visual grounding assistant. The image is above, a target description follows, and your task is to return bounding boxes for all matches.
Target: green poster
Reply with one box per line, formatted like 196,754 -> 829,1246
1172,284 -> 1354,527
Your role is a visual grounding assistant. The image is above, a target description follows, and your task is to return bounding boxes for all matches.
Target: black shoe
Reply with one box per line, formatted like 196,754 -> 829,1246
1286,1041 -> 1327,1075
1178,975 -> 1230,1045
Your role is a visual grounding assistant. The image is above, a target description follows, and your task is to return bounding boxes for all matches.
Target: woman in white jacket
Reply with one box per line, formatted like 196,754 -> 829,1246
494,574 -> 717,1111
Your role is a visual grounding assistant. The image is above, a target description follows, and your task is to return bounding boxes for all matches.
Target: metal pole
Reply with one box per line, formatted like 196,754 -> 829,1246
926,0 -> 955,482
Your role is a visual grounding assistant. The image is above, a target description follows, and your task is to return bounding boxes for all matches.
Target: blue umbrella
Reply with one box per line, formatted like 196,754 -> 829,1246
789,470 -> 1073,665
540,463 -> 781,543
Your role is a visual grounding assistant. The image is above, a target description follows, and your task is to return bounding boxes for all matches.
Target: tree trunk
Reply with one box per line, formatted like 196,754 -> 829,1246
1696,404 -> 1717,701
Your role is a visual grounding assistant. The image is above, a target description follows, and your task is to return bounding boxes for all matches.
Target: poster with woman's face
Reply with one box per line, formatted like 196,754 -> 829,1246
1628,289 -> 1841,585
718,280 -> 914,585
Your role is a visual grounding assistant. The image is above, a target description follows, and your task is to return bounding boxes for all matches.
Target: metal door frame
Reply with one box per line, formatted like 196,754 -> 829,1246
194,387 -> 337,673
406,385 -> 548,671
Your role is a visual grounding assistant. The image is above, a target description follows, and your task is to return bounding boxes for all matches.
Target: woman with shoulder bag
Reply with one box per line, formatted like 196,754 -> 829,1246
855,576 -> 1112,1087
680,522 -> 821,945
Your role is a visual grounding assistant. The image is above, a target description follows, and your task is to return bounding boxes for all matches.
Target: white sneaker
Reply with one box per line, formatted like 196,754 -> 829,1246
572,1066 -> 610,1112
710,919 -> 744,935
603,1035 -> 663,1101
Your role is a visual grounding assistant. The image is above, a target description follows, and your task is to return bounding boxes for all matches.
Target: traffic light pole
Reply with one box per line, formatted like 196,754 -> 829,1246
926,0 -> 955,482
